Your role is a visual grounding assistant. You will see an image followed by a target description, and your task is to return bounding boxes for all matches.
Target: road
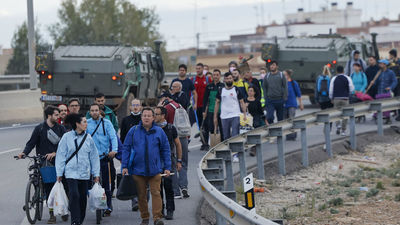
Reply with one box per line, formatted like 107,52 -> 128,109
0,100 -> 398,225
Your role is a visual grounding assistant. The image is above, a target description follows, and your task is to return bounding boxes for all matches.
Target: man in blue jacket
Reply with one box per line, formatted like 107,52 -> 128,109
122,107 -> 171,225
87,103 -> 118,216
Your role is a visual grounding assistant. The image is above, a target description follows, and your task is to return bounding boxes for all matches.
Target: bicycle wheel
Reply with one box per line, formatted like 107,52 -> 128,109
25,180 -> 38,224
36,182 -> 44,221
96,209 -> 101,224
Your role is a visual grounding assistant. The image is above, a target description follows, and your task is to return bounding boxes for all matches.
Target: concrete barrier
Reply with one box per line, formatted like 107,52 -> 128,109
0,89 -> 43,125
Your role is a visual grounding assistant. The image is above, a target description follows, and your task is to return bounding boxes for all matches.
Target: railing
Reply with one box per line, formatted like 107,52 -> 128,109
197,97 -> 400,225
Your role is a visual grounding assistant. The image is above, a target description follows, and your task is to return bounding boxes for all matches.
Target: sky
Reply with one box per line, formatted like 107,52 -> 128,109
0,0 -> 399,51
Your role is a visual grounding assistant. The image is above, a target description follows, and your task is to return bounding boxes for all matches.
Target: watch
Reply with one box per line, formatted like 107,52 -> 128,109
177,159 -> 182,163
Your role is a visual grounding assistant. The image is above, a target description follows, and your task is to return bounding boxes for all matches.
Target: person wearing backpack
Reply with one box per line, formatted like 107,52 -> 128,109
19,105 -> 67,224
87,103 -> 118,216
263,61 -> 288,124
154,107 -> 182,220
283,69 -> 304,141
158,92 -> 191,199
315,65 -> 333,110
56,113 -> 100,225
214,72 -> 247,141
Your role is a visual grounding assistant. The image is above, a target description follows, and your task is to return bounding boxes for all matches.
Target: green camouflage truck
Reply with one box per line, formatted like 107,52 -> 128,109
35,41 -> 165,122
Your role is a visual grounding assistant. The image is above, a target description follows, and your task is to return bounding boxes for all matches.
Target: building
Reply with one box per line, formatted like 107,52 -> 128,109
0,47 -> 13,75
285,2 -> 362,28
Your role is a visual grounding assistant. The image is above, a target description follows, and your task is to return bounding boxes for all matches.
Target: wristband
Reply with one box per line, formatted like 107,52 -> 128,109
177,159 -> 182,163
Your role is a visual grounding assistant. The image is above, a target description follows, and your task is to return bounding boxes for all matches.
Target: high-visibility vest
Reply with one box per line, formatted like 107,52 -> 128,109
259,80 -> 265,108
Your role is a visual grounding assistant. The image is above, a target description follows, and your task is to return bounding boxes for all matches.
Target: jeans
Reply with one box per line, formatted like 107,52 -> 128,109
160,176 -> 175,213
109,158 -> 116,194
133,174 -> 162,220
333,99 -> 349,131
173,137 -> 188,196
266,99 -> 284,124
221,116 -> 240,140
100,158 -> 112,209
203,112 -> 224,145
66,179 -> 88,224
284,107 -> 297,140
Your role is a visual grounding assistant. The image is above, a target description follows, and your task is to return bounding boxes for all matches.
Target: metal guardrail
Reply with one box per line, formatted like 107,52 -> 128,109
197,97 -> 400,225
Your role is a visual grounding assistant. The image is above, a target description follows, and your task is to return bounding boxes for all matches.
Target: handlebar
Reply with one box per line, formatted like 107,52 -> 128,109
14,155 -> 46,160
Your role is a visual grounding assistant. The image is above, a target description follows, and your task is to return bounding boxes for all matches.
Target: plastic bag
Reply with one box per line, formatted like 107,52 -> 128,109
116,175 -> 137,200
88,183 -> 107,212
47,182 -> 69,216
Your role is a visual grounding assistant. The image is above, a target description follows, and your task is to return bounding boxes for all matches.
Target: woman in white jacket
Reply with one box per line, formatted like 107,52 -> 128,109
56,113 -> 100,225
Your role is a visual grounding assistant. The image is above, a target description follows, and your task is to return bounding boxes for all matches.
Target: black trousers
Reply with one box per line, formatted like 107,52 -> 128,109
67,179 -> 88,224
160,176 -> 174,213
100,158 -> 112,209
203,112 -> 224,145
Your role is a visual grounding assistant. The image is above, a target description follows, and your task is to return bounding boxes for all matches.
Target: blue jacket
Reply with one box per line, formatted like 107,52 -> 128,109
121,122 -> 171,176
56,131 -> 100,180
350,71 -> 368,93
285,80 -> 301,108
375,69 -> 398,94
87,118 -> 118,159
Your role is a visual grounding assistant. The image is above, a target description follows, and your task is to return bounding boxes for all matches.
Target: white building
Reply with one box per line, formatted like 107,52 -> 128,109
266,23 -> 336,39
285,2 -> 362,28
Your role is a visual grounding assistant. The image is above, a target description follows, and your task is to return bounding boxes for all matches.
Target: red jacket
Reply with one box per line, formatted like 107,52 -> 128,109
164,101 -> 180,124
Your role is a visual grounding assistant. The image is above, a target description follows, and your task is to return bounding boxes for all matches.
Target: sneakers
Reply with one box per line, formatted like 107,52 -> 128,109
200,145 -> 209,151
181,188 -> 190,198
336,128 -> 340,135
232,154 -> 239,163
47,211 -> 56,224
61,214 -> 69,222
174,194 -> 182,199
341,131 -> 347,136
154,219 -> 164,225
103,208 -> 112,217
249,147 -> 256,157
165,210 -> 174,220
140,219 -> 150,225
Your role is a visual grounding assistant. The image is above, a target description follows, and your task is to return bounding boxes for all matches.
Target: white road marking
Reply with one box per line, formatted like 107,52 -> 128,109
189,144 -> 201,150
0,148 -> 21,155
0,123 -> 37,131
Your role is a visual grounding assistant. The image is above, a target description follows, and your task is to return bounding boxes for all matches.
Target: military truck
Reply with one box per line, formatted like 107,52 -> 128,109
261,33 -> 379,104
35,41 -> 165,122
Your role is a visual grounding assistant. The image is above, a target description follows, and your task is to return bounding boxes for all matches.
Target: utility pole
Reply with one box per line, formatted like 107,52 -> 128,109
196,33 -> 200,56
27,0 -> 37,90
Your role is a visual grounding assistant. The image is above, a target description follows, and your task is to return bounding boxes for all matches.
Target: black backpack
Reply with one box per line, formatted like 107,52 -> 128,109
318,76 -> 330,96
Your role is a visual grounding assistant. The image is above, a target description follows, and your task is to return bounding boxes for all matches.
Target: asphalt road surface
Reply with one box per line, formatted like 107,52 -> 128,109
1,100 -> 398,225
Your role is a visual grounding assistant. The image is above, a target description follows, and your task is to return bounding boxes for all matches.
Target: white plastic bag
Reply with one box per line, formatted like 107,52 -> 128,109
88,183 -> 107,212
47,182 -> 69,216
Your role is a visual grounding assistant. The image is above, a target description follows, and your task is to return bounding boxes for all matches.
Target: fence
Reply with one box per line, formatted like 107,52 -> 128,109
197,97 -> 400,225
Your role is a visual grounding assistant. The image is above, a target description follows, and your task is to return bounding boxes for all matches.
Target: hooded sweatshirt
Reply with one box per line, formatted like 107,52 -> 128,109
345,50 -> 368,76
350,71 -> 368,93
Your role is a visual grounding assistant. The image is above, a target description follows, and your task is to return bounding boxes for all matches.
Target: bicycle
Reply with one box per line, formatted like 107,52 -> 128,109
14,155 -> 46,224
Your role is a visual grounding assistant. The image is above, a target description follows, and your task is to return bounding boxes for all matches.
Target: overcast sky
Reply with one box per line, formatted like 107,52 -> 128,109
1,0 -> 399,51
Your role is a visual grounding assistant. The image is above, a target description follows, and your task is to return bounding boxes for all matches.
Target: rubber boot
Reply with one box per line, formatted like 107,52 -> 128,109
47,210 -> 56,224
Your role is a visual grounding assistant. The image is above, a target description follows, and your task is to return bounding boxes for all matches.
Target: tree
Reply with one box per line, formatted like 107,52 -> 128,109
49,0 -> 178,70
5,22 -> 50,74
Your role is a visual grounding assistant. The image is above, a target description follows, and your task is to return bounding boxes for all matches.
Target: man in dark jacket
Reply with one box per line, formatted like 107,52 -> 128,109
18,105 -> 67,224
170,81 -> 189,110
120,99 -> 142,143
202,69 -> 225,150
365,56 -> 380,98
329,66 -> 355,136
122,107 -> 171,225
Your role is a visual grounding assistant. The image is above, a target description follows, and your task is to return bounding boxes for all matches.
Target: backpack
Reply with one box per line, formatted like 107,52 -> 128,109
169,103 -> 191,137
266,71 -> 285,88
318,76 -> 330,97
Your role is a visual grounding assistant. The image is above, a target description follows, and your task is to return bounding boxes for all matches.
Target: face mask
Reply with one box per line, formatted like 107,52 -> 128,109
156,121 -> 167,127
203,70 -> 208,75
132,111 -> 141,116
226,82 -> 233,87
229,67 -> 236,72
